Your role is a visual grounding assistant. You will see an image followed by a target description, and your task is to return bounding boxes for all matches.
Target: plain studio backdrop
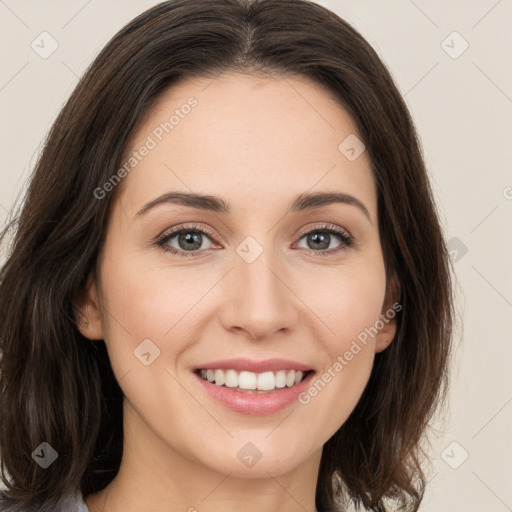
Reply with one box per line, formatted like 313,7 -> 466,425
0,1 -> 511,511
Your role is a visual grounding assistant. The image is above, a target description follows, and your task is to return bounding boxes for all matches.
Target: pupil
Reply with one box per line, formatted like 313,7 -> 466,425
179,232 -> 201,250
309,233 -> 329,250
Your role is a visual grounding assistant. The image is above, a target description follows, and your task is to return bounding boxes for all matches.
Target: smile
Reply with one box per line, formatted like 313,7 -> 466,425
193,358 -> 316,415
197,368 -> 310,393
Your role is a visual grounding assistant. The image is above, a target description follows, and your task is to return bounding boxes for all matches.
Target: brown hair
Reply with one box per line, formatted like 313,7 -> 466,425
0,1 -> 454,510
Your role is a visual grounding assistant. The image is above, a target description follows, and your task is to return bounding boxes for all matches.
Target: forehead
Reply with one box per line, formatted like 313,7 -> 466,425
116,71 -> 377,221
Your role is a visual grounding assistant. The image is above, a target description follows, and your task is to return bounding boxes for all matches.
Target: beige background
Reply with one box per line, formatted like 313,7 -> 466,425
1,1 -> 511,510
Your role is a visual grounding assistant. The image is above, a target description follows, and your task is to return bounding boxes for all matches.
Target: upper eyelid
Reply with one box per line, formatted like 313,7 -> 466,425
295,223 -> 352,240
158,224 -> 217,242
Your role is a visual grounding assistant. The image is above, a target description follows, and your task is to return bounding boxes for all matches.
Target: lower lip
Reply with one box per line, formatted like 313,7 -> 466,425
194,371 -> 315,415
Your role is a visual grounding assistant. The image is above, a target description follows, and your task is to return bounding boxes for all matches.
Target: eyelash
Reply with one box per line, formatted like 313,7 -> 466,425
154,223 -> 354,258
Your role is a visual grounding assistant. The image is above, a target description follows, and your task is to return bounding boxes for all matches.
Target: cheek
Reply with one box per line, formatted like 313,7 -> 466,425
301,264 -> 385,408
100,249 -> 201,339
326,289 -> 384,355
305,264 -> 386,352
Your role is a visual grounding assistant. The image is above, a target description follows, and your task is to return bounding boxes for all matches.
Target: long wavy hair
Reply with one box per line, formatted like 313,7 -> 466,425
0,1 -> 454,510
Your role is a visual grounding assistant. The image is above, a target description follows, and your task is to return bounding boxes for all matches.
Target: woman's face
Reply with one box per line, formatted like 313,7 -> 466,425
78,71 -> 397,479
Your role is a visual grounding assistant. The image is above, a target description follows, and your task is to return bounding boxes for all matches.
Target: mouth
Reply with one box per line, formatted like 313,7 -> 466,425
195,368 -> 313,393
192,358 -> 316,415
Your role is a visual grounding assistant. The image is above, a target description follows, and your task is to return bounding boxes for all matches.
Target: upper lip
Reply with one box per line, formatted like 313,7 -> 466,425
194,358 -> 314,373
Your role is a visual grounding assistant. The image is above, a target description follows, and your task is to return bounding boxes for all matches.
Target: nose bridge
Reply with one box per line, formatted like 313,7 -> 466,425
221,233 -> 297,339
235,233 -> 286,306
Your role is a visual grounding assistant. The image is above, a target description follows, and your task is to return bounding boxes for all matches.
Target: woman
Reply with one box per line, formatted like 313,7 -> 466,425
0,0 -> 454,511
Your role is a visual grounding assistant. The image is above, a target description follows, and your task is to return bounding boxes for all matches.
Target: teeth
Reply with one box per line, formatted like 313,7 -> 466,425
257,371 -> 275,391
275,370 -> 286,388
239,371 -> 256,390
198,368 -> 308,391
214,369 -> 225,386
224,369 -> 238,388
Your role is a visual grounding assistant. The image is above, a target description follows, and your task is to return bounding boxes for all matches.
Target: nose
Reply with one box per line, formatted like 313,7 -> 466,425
218,246 -> 298,341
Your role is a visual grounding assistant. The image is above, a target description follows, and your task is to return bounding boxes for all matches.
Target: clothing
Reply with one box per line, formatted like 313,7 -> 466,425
0,490 -> 89,512
58,491 -> 89,512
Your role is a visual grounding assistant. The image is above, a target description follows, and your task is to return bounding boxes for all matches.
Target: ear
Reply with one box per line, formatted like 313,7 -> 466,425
74,272 -> 104,340
375,274 -> 401,353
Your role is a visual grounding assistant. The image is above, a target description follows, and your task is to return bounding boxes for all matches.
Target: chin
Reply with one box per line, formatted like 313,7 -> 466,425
201,440 -> 314,479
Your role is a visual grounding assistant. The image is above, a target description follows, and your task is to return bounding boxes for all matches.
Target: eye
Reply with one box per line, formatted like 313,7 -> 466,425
155,224 -> 218,257
294,224 -> 353,255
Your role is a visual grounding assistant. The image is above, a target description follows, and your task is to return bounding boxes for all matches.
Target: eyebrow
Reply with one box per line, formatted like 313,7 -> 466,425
136,190 -> 372,222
